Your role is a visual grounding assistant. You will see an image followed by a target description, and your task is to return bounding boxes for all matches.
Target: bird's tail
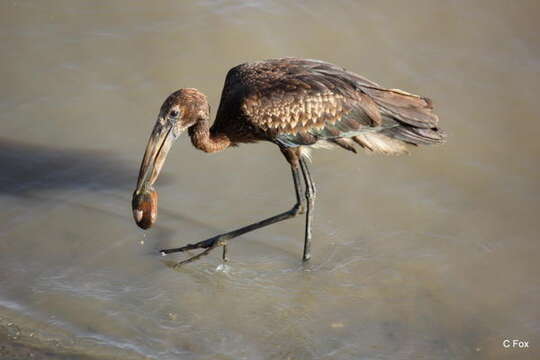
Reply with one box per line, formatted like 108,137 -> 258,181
344,123 -> 446,155
381,123 -> 447,146
349,88 -> 447,154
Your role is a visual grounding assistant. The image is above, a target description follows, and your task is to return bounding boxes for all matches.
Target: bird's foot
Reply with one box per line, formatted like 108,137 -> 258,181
160,236 -> 226,268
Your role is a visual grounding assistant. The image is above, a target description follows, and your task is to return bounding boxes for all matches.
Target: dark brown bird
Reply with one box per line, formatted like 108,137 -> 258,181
132,58 -> 446,266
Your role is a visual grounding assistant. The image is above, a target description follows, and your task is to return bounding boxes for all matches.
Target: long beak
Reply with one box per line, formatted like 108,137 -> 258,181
132,118 -> 181,229
134,118 -> 178,195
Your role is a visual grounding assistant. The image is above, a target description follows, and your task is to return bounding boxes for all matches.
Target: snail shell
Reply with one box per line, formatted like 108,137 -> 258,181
132,188 -> 158,229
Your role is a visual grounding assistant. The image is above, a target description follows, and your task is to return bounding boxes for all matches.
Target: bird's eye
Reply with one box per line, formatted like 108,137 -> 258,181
169,110 -> 180,118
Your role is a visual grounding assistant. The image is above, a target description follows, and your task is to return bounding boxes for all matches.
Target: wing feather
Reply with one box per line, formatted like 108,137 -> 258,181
217,58 -> 445,152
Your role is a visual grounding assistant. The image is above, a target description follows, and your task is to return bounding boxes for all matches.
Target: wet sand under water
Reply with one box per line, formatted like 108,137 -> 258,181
0,318 -> 100,360
0,334 -> 95,360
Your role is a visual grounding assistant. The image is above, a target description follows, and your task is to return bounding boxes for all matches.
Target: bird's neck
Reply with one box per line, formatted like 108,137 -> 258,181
189,117 -> 231,153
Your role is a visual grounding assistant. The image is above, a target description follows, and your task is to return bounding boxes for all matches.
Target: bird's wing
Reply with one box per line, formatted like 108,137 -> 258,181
288,59 -> 440,129
242,87 -> 385,147
239,60 -> 439,148
359,87 -> 439,128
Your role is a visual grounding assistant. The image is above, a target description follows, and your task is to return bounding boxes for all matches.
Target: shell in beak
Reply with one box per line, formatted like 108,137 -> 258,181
132,188 -> 158,229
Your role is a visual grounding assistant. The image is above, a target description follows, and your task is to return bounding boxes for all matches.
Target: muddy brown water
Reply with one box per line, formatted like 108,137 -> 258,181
1,1 -> 539,359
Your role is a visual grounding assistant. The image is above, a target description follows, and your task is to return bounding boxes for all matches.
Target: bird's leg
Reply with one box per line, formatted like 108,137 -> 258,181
299,157 -> 316,262
222,243 -> 229,262
162,164 -> 305,267
292,157 -> 306,215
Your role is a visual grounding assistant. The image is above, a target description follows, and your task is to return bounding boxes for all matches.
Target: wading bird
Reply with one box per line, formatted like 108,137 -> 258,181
132,58 -> 445,266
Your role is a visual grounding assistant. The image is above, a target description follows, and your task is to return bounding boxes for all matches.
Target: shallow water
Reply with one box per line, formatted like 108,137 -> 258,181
1,1 -> 539,359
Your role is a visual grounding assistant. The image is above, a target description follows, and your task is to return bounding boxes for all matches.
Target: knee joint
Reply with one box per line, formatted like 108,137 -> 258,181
305,189 -> 316,203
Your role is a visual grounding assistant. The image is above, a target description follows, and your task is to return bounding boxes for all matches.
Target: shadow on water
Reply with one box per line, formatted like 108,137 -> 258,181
0,135 -> 181,205
0,137 -> 144,196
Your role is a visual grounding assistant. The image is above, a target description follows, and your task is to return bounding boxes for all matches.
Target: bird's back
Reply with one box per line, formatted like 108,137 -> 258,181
212,58 -> 445,153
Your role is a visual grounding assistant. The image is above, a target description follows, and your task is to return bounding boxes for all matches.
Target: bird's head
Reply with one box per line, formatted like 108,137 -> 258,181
132,88 -> 209,229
